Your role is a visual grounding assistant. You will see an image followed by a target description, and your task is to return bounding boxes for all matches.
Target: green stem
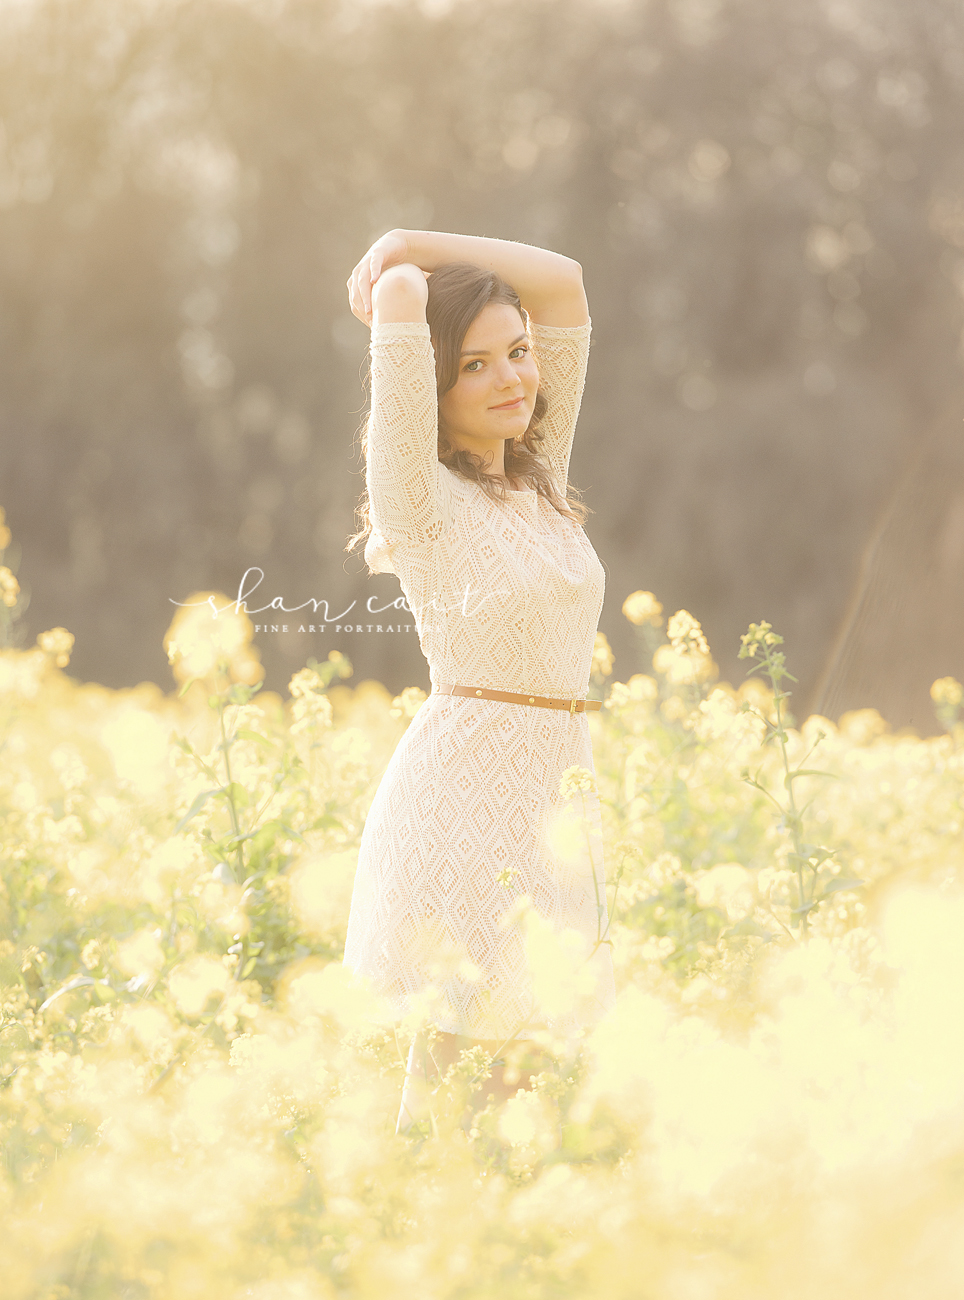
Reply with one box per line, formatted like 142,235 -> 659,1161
216,670 -> 247,883
578,790 -> 607,947
764,652 -> 809,938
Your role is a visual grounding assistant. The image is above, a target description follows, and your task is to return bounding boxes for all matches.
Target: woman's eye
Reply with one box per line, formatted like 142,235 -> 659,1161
464,347 -> 526,372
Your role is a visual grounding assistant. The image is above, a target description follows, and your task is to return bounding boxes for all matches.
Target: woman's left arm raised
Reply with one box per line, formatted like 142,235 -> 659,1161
347,229 -> 589,327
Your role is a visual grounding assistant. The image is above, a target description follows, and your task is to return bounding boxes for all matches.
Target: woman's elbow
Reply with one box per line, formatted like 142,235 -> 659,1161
371,264 -> 428,323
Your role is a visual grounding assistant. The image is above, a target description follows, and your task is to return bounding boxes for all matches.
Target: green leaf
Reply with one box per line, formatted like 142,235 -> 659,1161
818,877 -> 865,898
311,812 -> 344,831
788,846 -> 834,868
224,781 -> 252,809
241,957 -> 257,978
784,768 -> 839,784
178,677 -> 200,698
723,917 -> 775,940
174,789 -> 220,834
223,830 -> 258,847
234,728 -> 276,749
228,682 -> 263,706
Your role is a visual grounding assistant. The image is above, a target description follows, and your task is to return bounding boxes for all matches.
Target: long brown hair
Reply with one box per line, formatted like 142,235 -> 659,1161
346,261 -> 590,564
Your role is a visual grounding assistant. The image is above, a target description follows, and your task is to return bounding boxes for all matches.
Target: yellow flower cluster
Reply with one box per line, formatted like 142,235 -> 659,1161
288,666 -> 334,734
163,593 -> 264,687
653,609 -> 716,687
739,619 -> 784,659
605,673 -> 659,711
559,764 -> 597,798
666,609 -> 710,655
622,590 -> 664,627
0,505 -> 10,551
389,685 -> 428,719
930,676 -> 963,730
930,676 -> 963,708
591,631 -> 615,678
0,591 -> 963,1300
0,565 -> 19,608
36,627 -> 74,668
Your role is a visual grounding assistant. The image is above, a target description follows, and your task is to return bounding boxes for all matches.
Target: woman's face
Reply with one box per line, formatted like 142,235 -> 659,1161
438,302 -> 540,451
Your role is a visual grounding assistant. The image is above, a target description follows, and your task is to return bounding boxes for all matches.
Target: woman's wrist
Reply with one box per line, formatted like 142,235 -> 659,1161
393,229 -> 442,272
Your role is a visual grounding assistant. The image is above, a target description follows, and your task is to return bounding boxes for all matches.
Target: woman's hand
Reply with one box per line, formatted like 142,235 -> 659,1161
347,229 -> 415,325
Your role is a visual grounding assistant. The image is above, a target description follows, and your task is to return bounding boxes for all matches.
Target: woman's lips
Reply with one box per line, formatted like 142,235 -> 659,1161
491,396 -> 525,410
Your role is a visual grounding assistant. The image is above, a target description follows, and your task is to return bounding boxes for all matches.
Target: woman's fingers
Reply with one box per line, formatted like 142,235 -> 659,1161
346,262 -> 373,324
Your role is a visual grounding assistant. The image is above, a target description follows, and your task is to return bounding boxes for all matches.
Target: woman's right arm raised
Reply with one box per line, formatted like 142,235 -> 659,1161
358,263 -> 446,551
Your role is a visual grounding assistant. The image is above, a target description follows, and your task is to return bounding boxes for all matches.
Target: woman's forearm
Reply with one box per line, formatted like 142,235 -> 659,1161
397,229 -> 589,326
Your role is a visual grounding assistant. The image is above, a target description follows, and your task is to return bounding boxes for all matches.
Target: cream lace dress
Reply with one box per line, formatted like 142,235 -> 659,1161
343,316 -> 616,1042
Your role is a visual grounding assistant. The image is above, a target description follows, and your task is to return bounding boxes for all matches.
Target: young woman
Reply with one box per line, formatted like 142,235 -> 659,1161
344,229 -> 615,1133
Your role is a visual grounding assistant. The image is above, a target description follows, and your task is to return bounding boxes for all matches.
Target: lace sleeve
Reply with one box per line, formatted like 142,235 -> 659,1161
527,318 -> 592,496
363,320 -> 447,574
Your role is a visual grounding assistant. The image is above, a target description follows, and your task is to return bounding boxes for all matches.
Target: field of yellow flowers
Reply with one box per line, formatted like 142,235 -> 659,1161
2,506 -> 964,1300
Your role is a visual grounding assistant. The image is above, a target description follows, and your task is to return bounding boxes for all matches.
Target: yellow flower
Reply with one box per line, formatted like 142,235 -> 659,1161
163,592 -> 264,687
693,863 -> 755,921
37,627 -> 74,667
559,765 -> 596,799
591,631 -> 614,678
605,674 -> 658,710
839,708 -> 888,746
80,939 -> 104,972
289,666 -> 334,734
930,676 -> 963,730
666,609 -> 710,655
0,565 -> 19,608
651,610 -> 717,686
660,693 -> 690,720
653,642 -> 716,686
738,620 -> 783,659
622,590 -> 664,627
289,666 -> 324,700
389,685 -> 427,719
0,506 -> 10,551
930,677 -> 963,709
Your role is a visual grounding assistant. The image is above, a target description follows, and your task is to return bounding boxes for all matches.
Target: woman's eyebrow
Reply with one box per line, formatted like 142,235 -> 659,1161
460,333 -> 529,357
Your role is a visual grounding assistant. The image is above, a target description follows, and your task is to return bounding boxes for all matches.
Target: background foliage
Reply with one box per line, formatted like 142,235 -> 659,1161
2,514 -> 964,1294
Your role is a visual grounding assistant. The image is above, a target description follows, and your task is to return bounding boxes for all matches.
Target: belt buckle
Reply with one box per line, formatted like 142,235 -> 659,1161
570,697 -> 578,715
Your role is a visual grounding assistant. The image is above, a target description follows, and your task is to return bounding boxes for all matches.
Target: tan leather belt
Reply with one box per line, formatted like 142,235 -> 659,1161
434,683 -> 601,715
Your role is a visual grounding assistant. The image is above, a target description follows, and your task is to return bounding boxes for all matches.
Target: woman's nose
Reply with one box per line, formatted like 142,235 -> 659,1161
494,360 -> 518,388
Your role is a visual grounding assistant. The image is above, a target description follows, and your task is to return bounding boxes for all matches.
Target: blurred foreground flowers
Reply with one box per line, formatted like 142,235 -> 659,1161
1,579 -> 964,1298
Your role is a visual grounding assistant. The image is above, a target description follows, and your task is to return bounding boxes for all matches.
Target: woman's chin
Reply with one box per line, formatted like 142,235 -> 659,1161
489,416 -> 531,440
